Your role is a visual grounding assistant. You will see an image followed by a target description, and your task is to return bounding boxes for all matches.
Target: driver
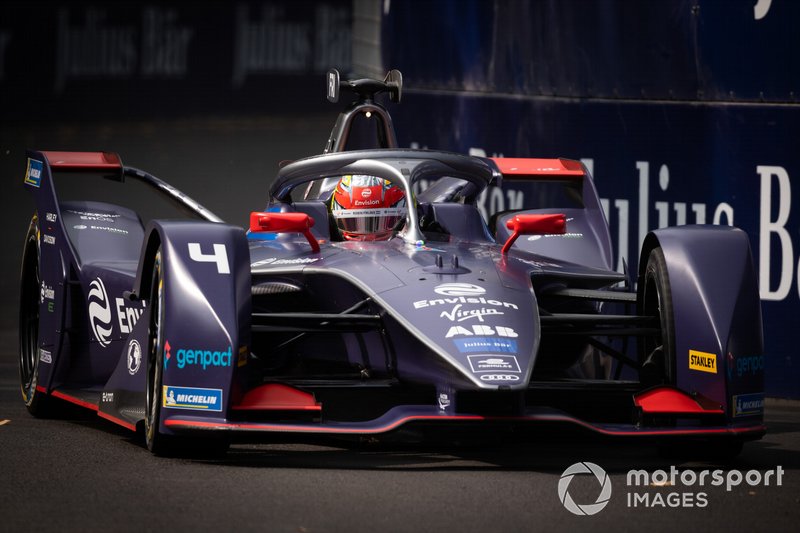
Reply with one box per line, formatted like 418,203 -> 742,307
330,175 -> 406,241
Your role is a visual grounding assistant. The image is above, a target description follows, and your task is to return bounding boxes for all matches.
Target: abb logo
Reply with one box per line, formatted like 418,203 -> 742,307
446,324 -> 518,338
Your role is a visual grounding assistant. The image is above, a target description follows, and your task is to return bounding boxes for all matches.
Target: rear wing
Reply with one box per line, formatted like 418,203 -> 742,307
23,150 -> 221,223
39,151 -> 124,177
486,156 -> 613,271
483,157 -> 594,214
490,157 -> 586,181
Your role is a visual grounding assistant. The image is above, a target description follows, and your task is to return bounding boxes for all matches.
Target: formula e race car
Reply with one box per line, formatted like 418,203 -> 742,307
19,69 -> 765,456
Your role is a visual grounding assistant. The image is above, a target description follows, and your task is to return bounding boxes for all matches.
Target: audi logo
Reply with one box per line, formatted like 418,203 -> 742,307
479,374 -> 520,382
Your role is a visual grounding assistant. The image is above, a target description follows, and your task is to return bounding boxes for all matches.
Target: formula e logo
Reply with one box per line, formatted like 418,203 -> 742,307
479,374 -> 519,382
468,354 -> 521,373
87,278 -> 113,347
127,339 -> 142,375
558,462 -> 612,516
434,283 -> 485,297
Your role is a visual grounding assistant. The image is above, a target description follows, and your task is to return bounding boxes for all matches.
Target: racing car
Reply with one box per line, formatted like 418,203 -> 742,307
19,69 -> 765,456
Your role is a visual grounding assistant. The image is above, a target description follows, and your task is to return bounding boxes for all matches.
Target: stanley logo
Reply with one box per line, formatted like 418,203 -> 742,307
689,350 -> 717,373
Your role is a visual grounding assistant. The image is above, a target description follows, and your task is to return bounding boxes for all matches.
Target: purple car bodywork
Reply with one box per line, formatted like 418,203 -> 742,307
19,73 -> 765,454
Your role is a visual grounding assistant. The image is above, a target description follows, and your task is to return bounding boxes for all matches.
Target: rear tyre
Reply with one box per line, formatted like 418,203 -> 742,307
19,214 -> 51,416
638,247 -> 676,388
144,249 -> 229,457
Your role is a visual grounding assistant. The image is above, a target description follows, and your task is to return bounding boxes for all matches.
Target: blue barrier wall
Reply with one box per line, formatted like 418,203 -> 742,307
382,0 -> 799,397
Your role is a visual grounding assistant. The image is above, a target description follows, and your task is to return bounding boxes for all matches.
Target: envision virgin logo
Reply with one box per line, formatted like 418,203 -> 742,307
434,283 -> 486,297
558,462 -> 612,516
439,304 -> 504,323
88,278 -> 113,347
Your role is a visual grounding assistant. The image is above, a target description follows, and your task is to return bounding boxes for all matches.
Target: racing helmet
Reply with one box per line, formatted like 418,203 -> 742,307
330,175 -> 407,241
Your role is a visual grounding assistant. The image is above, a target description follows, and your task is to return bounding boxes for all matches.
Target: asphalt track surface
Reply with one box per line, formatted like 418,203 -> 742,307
0,327 -> 798,533
1,117 -> 799,531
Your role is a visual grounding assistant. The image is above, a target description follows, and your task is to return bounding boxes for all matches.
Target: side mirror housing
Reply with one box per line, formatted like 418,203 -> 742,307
249,212 -> 320,253
501,213 -> 566,255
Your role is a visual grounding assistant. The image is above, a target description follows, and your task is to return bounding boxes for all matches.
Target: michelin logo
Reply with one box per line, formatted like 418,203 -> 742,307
162,386 -> 223,411
733,393 -> 764,417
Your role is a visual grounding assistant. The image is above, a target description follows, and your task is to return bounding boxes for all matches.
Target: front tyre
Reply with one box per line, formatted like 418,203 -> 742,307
19,214 -> 51,416
638,247 -> 676,388
144,249 -> 229,457
144,249 -> 178,455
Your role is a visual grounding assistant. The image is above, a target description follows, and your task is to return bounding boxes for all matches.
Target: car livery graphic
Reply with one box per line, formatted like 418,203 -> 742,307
18,70 -> 764,456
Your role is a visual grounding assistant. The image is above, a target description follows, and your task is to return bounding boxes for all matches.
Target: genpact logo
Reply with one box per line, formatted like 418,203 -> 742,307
737,355 -> 764,378
163,341 -> 233,370
434,283 -> 486,297
87,278 -> 113,347
558,462 -> 612,516
727,353 -> 765,380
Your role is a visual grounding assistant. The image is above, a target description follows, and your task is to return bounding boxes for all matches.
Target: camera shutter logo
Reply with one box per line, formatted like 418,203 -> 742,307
558,462 -> 612,516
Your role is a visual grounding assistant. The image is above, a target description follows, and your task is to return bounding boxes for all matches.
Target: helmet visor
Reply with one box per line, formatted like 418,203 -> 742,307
332,207 -> 406,236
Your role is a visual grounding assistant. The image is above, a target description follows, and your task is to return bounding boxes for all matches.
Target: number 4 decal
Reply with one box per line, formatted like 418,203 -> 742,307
188,243 -> 230,274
